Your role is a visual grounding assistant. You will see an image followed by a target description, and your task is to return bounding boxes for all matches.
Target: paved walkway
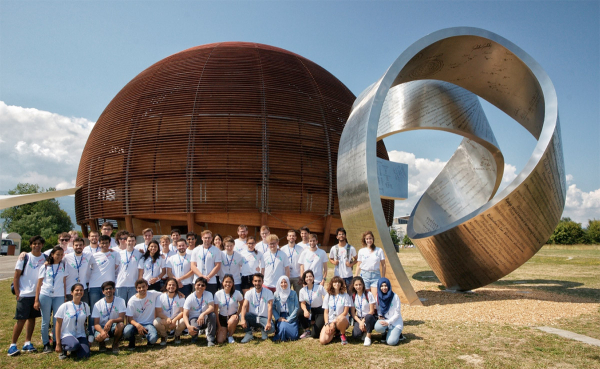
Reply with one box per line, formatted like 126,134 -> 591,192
535,326 -> 600,347
0,255 -> 18,280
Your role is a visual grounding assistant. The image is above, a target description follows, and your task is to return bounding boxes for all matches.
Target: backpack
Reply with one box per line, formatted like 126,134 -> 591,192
11,253 -> 49,295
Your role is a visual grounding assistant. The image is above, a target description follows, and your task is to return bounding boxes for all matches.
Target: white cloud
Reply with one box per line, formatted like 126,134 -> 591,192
0,101 -> 94,191
564,183 -> 600,225
566,174 -> 574,184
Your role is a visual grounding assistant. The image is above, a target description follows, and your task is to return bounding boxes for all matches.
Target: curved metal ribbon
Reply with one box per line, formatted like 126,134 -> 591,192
338,27 -> 565,303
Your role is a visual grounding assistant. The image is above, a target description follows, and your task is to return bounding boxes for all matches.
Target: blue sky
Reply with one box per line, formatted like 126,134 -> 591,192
0,0 -> 598,226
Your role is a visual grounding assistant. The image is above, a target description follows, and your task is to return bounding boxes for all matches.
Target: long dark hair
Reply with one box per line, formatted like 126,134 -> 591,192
301,270 -> 314,286
161,277 -> 180,294
143,240 -> 161,263
213,234 -> 224,250
221,274 -> 235,297
349,276 -> 366,299
46,246 -> 63,265
361,230 -> 376,250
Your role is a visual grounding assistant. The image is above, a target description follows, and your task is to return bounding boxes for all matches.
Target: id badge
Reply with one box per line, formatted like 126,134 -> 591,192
309,313 -> 312,320
256,316 -> 260,324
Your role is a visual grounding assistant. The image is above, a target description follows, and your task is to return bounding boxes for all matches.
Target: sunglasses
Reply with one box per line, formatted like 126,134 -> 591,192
197,284 -> 206,288
60,239 -> 70,242
119,237 -> 127,240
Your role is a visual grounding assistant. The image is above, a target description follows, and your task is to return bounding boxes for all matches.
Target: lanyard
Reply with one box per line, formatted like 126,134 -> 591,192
224,293 -> 232,312
124,250 -> 134,269
201,247 -> 210,272
195,293 -> 204,312
306,285 -> 315,307
74,255 -> 83,281
331,294 -> 340,312
355,293 -> 364,317
50,264 -> 60,284
167,295 -> 175,315
224,252 -> 234,268
104,299 -> 114,317
287,246 -> 295,264
178,253 -> 186,271
269,250 -> 279,267
93,245 -> 99,253
254,289 -> 263,314
72,302 -> 82,328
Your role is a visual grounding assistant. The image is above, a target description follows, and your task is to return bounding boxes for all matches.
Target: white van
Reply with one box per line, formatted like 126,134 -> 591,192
1,239 -> 14,255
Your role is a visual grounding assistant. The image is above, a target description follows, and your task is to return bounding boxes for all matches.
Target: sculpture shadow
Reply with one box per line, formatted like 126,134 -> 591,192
412,271 -> 440,283
414,278 -> 600,306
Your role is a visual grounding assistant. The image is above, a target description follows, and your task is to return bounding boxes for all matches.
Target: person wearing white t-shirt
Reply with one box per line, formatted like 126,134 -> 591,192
240,273 -> 275,343
183,277 -> 217,347
356,231 -> 386,298
8,236 -> 47,356
112,230 -> 129,251
123,279 -> 162,349
168,229 -> 182,253
135,228 -> 154,254
54,283 -> 91,360
64,237 -> 96,302
190,230 -> 222,295
154,278 -> 186,345
166,239 -> 194,297
137,240 -> 166,291
116,235 -> 143,303
92,281 -> 125,353
214,274 -> 244,344
213,234 -> 224,251
234,224 -> 249,253
298,270 -> 327,339
185,232 -> 198,253
299,234 -> 329,286
320,276 -> 351,345
40,232 -> 74,257
240,237 -> 263,294
297,227 -> 311,249
159,235 -> 176,259
281,230 -> 305,293
255,225 -> 271,254
261,234 -> 290,292
88,235 -> 121,339
34,246 -> 69,353
219,236 -> 244,291
349,276 -> 377,346
329,228 -> 357,289
100,222 -> 119,250
84,231 -> 102,255
374,278 -> 405,346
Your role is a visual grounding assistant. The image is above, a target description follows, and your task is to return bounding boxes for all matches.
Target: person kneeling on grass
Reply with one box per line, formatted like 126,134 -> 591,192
349,276 -> 377,346
92,281 -> 125,353
123,279 -> 162,349
214,274 -> 244,344
54,283 -> 91,360
183,277 -> 217,347
319,276 -> 351,345
240,273 -> 275,343
373,278 -> 405,345
154,277 -> 186,345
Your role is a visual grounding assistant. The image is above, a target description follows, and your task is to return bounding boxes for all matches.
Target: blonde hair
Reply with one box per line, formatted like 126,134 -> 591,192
201,230 -> 213,237
266,234 -> 279,243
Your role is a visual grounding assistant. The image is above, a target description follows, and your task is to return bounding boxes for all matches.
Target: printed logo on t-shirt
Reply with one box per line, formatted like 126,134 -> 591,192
135,298 -> 154,314
64,304 -> 86,319
28,258 -> 46,270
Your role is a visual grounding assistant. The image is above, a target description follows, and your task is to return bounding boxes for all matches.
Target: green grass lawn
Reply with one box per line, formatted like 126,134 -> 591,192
1,247 -> 599,368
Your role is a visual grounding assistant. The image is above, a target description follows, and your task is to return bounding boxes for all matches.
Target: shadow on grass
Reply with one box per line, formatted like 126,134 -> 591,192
491,279 -> 600,301
412,271 -> 440,283
404,320 -> 425,326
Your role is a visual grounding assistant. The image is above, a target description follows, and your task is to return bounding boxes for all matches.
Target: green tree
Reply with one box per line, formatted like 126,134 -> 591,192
390,229 -> 400,245
0,183 -> 73,251
402,234 -> 413,246
548,217 -> 588,245
586,219 -> 600,244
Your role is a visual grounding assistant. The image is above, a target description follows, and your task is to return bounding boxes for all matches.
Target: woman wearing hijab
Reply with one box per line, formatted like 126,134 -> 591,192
272,275 -> 299,341
374,278 -> 405,345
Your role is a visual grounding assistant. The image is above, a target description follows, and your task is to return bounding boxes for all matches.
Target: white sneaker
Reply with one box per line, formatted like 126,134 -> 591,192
88,335 -> 94,343
364,337 -> 372,346
227,336 -> 235,344
241,332 -> 254,343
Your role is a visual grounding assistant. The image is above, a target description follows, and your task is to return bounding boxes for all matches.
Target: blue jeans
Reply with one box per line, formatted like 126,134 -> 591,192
361,270 -> 381,289
39,294 -> 64,345
244,312 -> 275,333
115,286 -> 137,303
374,320 -> 403,345
123,323 -> 158,345
87,287 -> 104,335
60,336 -> 90,358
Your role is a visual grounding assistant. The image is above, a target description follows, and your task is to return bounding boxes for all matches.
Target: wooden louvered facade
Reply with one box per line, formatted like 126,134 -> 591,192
75,42 -> 393,244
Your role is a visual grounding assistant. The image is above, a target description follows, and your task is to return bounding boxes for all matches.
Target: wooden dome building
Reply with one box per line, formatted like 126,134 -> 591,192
75,42 -> 393,245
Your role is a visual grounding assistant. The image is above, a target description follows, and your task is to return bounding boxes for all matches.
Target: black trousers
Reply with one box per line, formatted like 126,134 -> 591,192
351,314 -> 376,338
298,306 -> 325,338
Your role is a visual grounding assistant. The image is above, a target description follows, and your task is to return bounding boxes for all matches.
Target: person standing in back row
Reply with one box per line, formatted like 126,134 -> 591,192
329,228 -> 357,289
355,231 -> 386,299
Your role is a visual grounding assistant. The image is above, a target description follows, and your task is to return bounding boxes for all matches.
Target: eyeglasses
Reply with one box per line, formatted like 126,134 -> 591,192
60,239 -> 70,242
247,242 -> 256,246
119,237 -> 127,240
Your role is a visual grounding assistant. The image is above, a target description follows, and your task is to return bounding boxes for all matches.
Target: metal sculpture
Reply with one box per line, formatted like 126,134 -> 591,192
338,27 -> 565,304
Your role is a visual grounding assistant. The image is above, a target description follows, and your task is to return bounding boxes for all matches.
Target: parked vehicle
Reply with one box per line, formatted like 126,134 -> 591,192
1,239 -> 14,255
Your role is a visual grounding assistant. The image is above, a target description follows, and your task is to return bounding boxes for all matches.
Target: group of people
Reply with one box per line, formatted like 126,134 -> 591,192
9,223 -> 405,359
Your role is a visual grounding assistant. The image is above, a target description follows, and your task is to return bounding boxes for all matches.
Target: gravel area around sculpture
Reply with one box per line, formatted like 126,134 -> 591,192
401,281 -> 600,325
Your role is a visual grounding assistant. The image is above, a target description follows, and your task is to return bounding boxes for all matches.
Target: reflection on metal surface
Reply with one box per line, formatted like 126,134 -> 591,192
338,28 -> 565,301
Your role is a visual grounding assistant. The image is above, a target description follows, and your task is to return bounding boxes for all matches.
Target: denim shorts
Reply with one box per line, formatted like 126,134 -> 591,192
361,270 -> 381,289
